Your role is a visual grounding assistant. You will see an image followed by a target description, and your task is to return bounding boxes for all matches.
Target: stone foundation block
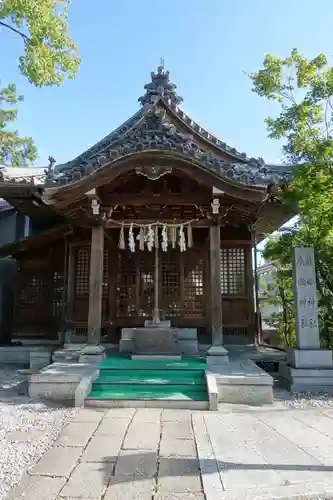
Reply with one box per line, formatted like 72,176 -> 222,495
279,361 -> 333,393
79,344 -> 106,364
30,351 -> 51,371
0,346 -> 52,365
287,348 -> 333,368
212,358 -> 273,405
29,362 -> 99,403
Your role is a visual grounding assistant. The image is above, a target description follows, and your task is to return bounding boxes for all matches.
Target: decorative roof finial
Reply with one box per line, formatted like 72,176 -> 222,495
138,62 -> 183,107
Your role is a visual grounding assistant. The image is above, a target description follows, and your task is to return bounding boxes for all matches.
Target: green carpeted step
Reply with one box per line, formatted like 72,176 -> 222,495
97,370 -> 205,385
87,387 -> 208,401
99,356 -> 206,371
91,382 -> 205,393
86,356 -> 209,404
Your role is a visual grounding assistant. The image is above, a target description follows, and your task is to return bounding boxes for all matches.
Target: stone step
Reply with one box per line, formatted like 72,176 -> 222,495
91,383 -> 206,393
85,398 -> 208,410
99,356 -> 206,371
97,370 -> 205,385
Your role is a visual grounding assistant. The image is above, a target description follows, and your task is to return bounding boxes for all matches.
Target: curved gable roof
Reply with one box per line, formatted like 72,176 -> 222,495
51,65 -> 294,188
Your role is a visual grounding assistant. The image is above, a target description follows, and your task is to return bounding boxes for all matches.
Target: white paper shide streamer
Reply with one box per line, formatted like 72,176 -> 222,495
179,225 -> 186,252
128,223 -> 135,252
116,221 -> 194,252
161,224 -> 168,252
146,225 -> 155,251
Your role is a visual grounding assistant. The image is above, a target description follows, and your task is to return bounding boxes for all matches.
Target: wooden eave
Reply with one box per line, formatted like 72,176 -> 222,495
43,151 -> 268,211
0,184 -> 60,219
253,201 -> 296,242
0,223 -> 70,257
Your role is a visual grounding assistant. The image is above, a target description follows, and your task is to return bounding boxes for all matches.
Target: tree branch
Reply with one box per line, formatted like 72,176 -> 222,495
0,21 -> 30,42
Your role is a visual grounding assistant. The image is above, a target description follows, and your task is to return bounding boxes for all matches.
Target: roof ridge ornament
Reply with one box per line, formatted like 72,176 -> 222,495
138,61 -> 183,107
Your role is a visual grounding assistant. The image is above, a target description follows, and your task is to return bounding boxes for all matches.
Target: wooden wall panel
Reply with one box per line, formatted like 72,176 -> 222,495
13,240 -> 65,338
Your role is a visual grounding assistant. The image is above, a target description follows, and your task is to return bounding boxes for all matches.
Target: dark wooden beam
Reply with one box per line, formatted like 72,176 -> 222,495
104,194 -> 211,206
104,218 -> 211,228
87,225 -> 104,344
209,222 -> 223,345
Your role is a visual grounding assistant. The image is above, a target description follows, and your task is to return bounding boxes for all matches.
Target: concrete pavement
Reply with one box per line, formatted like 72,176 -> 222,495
6,406 -> 333,499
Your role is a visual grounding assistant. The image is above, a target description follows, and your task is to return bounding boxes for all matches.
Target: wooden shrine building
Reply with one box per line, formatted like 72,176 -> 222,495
0,65 -> 294,347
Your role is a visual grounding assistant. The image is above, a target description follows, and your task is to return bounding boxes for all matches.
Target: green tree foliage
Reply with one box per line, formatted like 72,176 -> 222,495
0,0 -> 80,165
262,268 -> 295,347
250,49 -> 333,346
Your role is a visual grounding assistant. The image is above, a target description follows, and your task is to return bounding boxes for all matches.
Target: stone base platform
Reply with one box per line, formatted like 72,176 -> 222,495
279,361 -> 333,393
0,344 -> 53,367
28,362 -> 99,406
211,358 -> 274,405
119,327 -> 198,355
278,348 -> 333,393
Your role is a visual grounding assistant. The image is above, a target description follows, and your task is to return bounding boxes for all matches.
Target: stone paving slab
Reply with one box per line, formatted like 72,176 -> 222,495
6,475 -> 66,500
104,476 -> 155,500
114,449 -> 158,477
59,462 -> 114,498
131,407 -> 162,423
94,417 -> 131,436
154,494 -> 205,500
71,408 -> 106,423
161,409 -> 191,423
104,408 -> 136,419
122,422 -> 160,450
55,421 -> 99,447
159,437 -> 197,457
7,407 -> 333,500
82,435 -> 123,463
29,445 -> 84,478
161,420 -> 193,440
158,456 -> 202,493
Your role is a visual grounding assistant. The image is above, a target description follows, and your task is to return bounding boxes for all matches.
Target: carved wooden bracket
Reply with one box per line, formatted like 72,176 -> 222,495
135,165 -> 172,180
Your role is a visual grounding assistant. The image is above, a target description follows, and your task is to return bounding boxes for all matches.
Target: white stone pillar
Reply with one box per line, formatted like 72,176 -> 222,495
281,247 -> 333,392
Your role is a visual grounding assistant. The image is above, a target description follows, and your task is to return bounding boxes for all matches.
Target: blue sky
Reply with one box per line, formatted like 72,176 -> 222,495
2,0 -> 332,166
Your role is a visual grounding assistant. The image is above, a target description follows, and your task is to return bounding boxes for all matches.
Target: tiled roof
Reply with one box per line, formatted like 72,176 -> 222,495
0,66 -> 296,189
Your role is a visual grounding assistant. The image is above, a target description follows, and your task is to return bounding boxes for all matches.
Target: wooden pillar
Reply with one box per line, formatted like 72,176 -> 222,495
66,242 -> 75,324
87,225 -> 104,344
209,222 -> 223,346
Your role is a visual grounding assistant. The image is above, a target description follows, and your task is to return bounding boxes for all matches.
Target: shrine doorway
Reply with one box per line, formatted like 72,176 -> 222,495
115,245 -> 208,328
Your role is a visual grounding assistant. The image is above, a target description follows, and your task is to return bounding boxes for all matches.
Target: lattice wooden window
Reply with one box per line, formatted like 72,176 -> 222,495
103,249 -> 109,297
116,252 -> 137,317
53,271 -> 65,318
160,251 -> 181,317
220,248 -> 246,295
184,252 -> 205,318
75,248 -> 89,295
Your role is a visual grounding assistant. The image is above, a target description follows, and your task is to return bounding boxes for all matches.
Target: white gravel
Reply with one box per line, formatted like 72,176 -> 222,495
274,386 -> 333,408
0,366 -> 77,500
